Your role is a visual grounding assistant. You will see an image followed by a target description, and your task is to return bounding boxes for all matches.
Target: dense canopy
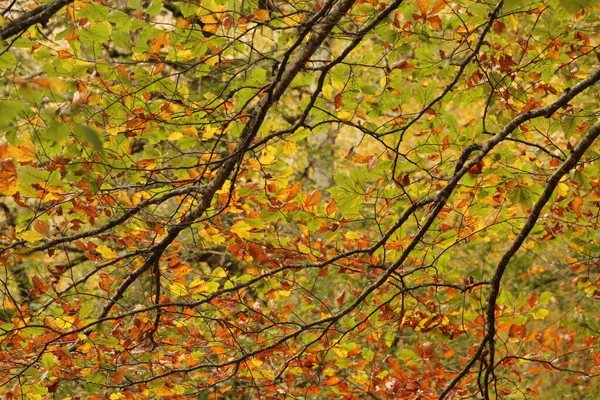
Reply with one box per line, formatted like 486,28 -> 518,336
0,0 -> 599,398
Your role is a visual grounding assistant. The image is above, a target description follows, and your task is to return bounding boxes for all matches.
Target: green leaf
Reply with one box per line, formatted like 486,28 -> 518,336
41,352 -> 56,368
0,51 -> 17,69
74,124 -> 104,155
0,101 -> 27,127
559,0 -> 600,13
80,21 -> 112,44
80,2 -> 108,22
79,303 -> 95,319
361,348 -> 374,362
531,308 -> 549,320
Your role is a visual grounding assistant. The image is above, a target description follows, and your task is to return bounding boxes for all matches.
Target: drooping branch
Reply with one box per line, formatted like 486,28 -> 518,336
436,65 -> 600,396
480,120 -> 600,396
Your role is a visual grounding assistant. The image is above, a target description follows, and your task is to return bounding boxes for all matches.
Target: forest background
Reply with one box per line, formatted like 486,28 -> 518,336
0,0 -> 599,398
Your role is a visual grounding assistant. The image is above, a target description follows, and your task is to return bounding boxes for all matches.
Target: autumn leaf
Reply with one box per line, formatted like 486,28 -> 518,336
303,189 -> 322,207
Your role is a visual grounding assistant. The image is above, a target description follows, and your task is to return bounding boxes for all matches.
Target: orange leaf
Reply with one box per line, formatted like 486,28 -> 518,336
222,15 -> 234,29
65,28 -> 79,42
250,9 -> 270,21
32,275 -> 49,293
570,197 -> 582,213
57,50 -> 72,59
493,20 -> 505,35
30,78 -> 67,92
98,273 -> 113,292
76,81 -> 87,92
430,0 -> 446,14
391,60 -> 416,70
416,0 -> 430,15
367,155 -> 377,172
304,189 -> 322,207
323,375 -> 340,386
10,137 -> 36,162
442,135 -> 450,151
326,199 -> 337,215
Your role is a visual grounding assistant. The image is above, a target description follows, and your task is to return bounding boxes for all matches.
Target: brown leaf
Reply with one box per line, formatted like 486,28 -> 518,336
468,162 -> 484,175
509,324 -> 527,339
333,93 -> 343,109
335,290 -> 345,306
367,155 -> 378,171
32,275 -> 49,293
493,20 -> 505,35
33,220 -> 49,236
391,60 -> 416,70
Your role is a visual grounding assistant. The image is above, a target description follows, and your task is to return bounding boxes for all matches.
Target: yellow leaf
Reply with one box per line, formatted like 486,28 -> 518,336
337,111 -> 352,121
203,55 -> 220,67
258,369 -> 275,380
189,280 -> 209,293
231,220 -> 252,239
175,49 -> 194,60
345,231 -> 361,240
556,182 -> 569,196
282,140 -> 297,155
170,282 -> 188,297
19,230 -> 46,243
282,13 -> 304,26
168,131 -> 183,141
332,346 -> 348,358
132,52 -> 150,61
259,145 -> 276,165
96,245 -> 118,259
200,229 -> 226,245
9,136 -> 36,162
212,267 -> 227,278
249,358 -> 263,367
154,386 -> 174,397
202,125 -> 217,140
322,84 -> 332,100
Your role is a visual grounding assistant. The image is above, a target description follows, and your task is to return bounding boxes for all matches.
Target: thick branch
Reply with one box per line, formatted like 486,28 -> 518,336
0,0 -> 74,40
